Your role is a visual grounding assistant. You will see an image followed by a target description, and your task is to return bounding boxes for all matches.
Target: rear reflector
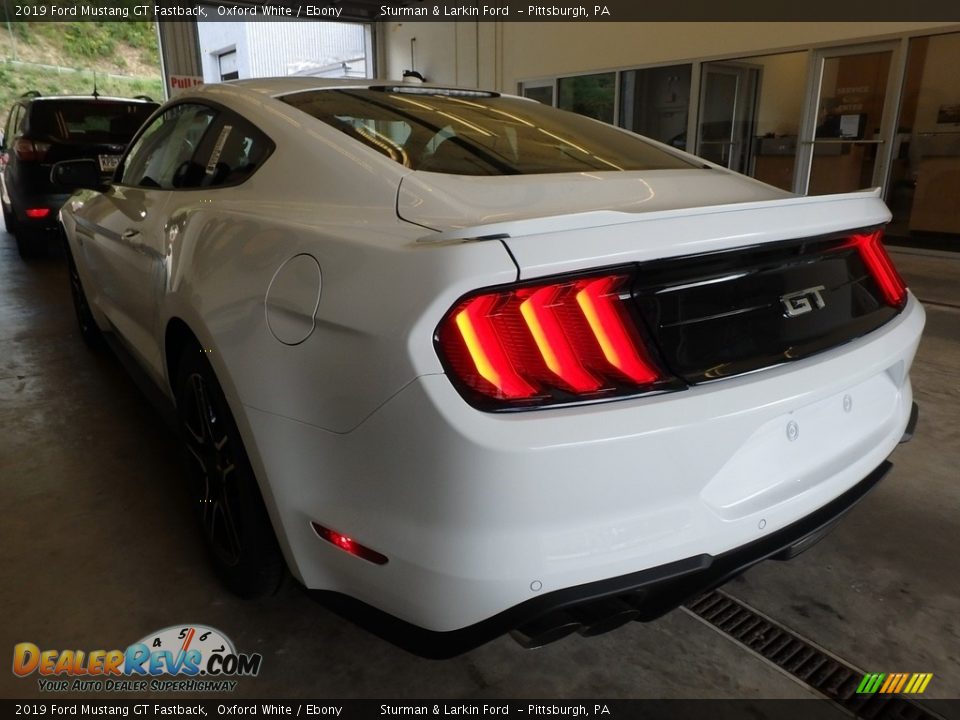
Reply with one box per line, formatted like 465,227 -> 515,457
311,523 -> 388,565
850,229 -> 907,307
25,208 -> 51,219
437,271 -> 674,409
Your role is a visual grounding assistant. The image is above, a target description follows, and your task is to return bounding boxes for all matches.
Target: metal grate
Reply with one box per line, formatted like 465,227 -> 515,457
684,590 -> 943,720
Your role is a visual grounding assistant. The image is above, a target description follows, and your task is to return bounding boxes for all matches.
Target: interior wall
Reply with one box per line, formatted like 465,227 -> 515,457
752,52 -> 808,136
912,32 -> 960,133
382,21 -> 960,91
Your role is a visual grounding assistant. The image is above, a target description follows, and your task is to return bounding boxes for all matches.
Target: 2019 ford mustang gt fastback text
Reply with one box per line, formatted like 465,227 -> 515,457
56,78 -> 924,655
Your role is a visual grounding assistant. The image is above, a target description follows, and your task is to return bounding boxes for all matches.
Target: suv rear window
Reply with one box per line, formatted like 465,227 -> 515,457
281,88 -> 697,176
28,100 -> 156,143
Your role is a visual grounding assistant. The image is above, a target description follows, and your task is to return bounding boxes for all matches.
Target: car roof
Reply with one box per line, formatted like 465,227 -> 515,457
219,77 -> 518,99
26,96 -> 158,104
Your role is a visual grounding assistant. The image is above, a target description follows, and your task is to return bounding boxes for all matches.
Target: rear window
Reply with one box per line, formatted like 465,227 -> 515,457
280,88 -> 697,176
28,100 -> 157,143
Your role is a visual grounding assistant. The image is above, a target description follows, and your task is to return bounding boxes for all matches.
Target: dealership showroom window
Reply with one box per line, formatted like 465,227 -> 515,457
0,3 -> 958,716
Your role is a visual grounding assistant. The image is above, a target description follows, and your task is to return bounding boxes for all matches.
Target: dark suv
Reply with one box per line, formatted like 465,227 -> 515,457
1,92 -> 158,258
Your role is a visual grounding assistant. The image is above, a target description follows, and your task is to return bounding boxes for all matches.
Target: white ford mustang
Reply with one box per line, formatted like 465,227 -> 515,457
56,78 -> 924,655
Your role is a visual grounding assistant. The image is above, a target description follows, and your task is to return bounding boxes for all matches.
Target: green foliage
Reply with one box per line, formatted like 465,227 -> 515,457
4,20 -> 158,64
0,62 -> 163,116
62,23 -> 117,58
0,21 -> 162,116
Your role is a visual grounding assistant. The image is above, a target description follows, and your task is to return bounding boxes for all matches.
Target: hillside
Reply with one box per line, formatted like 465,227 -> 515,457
0,22 -> 163,116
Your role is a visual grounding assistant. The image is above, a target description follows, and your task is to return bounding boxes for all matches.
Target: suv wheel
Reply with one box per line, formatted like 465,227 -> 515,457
2,202 -> 15,236
12,209 -> 39,259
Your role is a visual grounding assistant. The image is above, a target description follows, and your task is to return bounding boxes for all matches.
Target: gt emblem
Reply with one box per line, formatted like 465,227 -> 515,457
780,285 -> 827,317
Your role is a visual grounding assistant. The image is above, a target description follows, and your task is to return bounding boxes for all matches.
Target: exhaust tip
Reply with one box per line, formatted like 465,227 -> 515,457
510,611 -> 581,649
571,598 -> 639,637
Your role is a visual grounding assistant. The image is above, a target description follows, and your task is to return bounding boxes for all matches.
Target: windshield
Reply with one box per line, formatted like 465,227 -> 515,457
29,100 -> 157,144
281,88 -> 698,176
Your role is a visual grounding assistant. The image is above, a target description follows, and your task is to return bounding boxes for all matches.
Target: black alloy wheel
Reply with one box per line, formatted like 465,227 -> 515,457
65,244 -> 104,348
175,346 -> 285,598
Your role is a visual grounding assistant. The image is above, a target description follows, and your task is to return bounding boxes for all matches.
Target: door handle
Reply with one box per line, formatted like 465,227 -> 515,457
119,227 -> 160,259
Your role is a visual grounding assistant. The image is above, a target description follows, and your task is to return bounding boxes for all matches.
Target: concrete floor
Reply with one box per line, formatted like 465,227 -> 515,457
1,223 -> 958,701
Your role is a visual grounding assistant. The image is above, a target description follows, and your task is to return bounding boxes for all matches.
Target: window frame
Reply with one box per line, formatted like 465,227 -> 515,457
113,99 -> 275,192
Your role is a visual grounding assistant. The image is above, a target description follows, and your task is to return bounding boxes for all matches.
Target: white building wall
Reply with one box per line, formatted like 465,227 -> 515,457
245,22 -> 367,76
196,20 -> 368,82
197,21 -> 252,82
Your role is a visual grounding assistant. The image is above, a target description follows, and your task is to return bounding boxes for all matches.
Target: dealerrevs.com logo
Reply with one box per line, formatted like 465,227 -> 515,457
12,624 -> 262,693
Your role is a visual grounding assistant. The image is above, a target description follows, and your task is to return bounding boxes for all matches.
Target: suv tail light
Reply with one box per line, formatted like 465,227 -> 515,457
849,229 -> 907,307
13,138 -> 51,162
437,271 -> 680,409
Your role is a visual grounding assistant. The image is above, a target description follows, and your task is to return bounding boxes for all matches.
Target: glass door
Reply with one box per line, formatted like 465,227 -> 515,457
797,43 -> 903,196
696,62 -> 760,174
886,32 -> 960,249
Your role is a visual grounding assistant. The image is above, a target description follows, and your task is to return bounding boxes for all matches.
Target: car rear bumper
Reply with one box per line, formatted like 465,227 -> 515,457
6,185 -> 70,228
313,457 -> 894,657
242,294 -> 924,638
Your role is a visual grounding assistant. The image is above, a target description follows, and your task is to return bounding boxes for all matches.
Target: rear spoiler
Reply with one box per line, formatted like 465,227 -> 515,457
417,188 -> 886,245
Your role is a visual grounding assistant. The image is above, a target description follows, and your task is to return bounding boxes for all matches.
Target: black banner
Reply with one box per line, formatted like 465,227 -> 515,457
4,699 -> 960,719
1,0 -> 960,22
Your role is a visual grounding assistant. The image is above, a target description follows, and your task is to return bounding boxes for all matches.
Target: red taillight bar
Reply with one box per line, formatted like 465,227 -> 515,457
576,276 -> 660,386
25,208 -> 51,219
519,284 -> 602,394
850,229 -> 907,307
437,271 -> 672,408
455,294 -> 538,400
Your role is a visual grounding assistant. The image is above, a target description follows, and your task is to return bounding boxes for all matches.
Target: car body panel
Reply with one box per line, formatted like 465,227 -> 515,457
244,296 -> 921,630
74,186 -> 171,376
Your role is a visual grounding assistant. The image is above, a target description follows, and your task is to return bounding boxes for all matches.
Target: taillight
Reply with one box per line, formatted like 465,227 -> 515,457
850,229 -> 907,307
437,271 -> 678,409
25,208 -> 51,219
13,138 -> 51,162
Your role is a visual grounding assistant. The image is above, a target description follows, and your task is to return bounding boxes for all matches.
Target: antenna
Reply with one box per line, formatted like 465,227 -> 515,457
92,71 -> 100,99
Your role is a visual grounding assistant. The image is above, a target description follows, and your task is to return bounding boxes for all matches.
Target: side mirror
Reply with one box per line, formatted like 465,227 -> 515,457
51,159 -> 104,190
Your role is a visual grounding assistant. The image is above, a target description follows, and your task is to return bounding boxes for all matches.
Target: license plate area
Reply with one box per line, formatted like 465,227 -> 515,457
98,155 -> 120,173
700,371 -> 900,520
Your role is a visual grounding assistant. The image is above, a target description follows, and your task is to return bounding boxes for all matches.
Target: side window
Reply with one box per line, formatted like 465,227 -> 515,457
2,107 -> 15,147
191,113 -> 273,188
7,105 -> 23,141
119,104 -> 217,189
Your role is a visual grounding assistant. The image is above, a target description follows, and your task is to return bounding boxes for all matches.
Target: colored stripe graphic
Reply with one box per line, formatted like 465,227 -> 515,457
879,674 -> 897,693
857,672 -> 932,694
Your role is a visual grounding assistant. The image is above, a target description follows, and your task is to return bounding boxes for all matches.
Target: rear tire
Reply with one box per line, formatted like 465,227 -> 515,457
65,241 -> 104,349
175,345 -> 286,598
2,202 -> 15,236
15,228 -> 38,259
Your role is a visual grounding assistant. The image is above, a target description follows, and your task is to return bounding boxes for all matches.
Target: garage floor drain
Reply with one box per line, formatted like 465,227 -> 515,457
684,590 -> 943,720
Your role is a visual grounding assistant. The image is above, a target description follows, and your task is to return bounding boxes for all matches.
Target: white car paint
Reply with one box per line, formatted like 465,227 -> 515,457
59,78 -> 924,635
